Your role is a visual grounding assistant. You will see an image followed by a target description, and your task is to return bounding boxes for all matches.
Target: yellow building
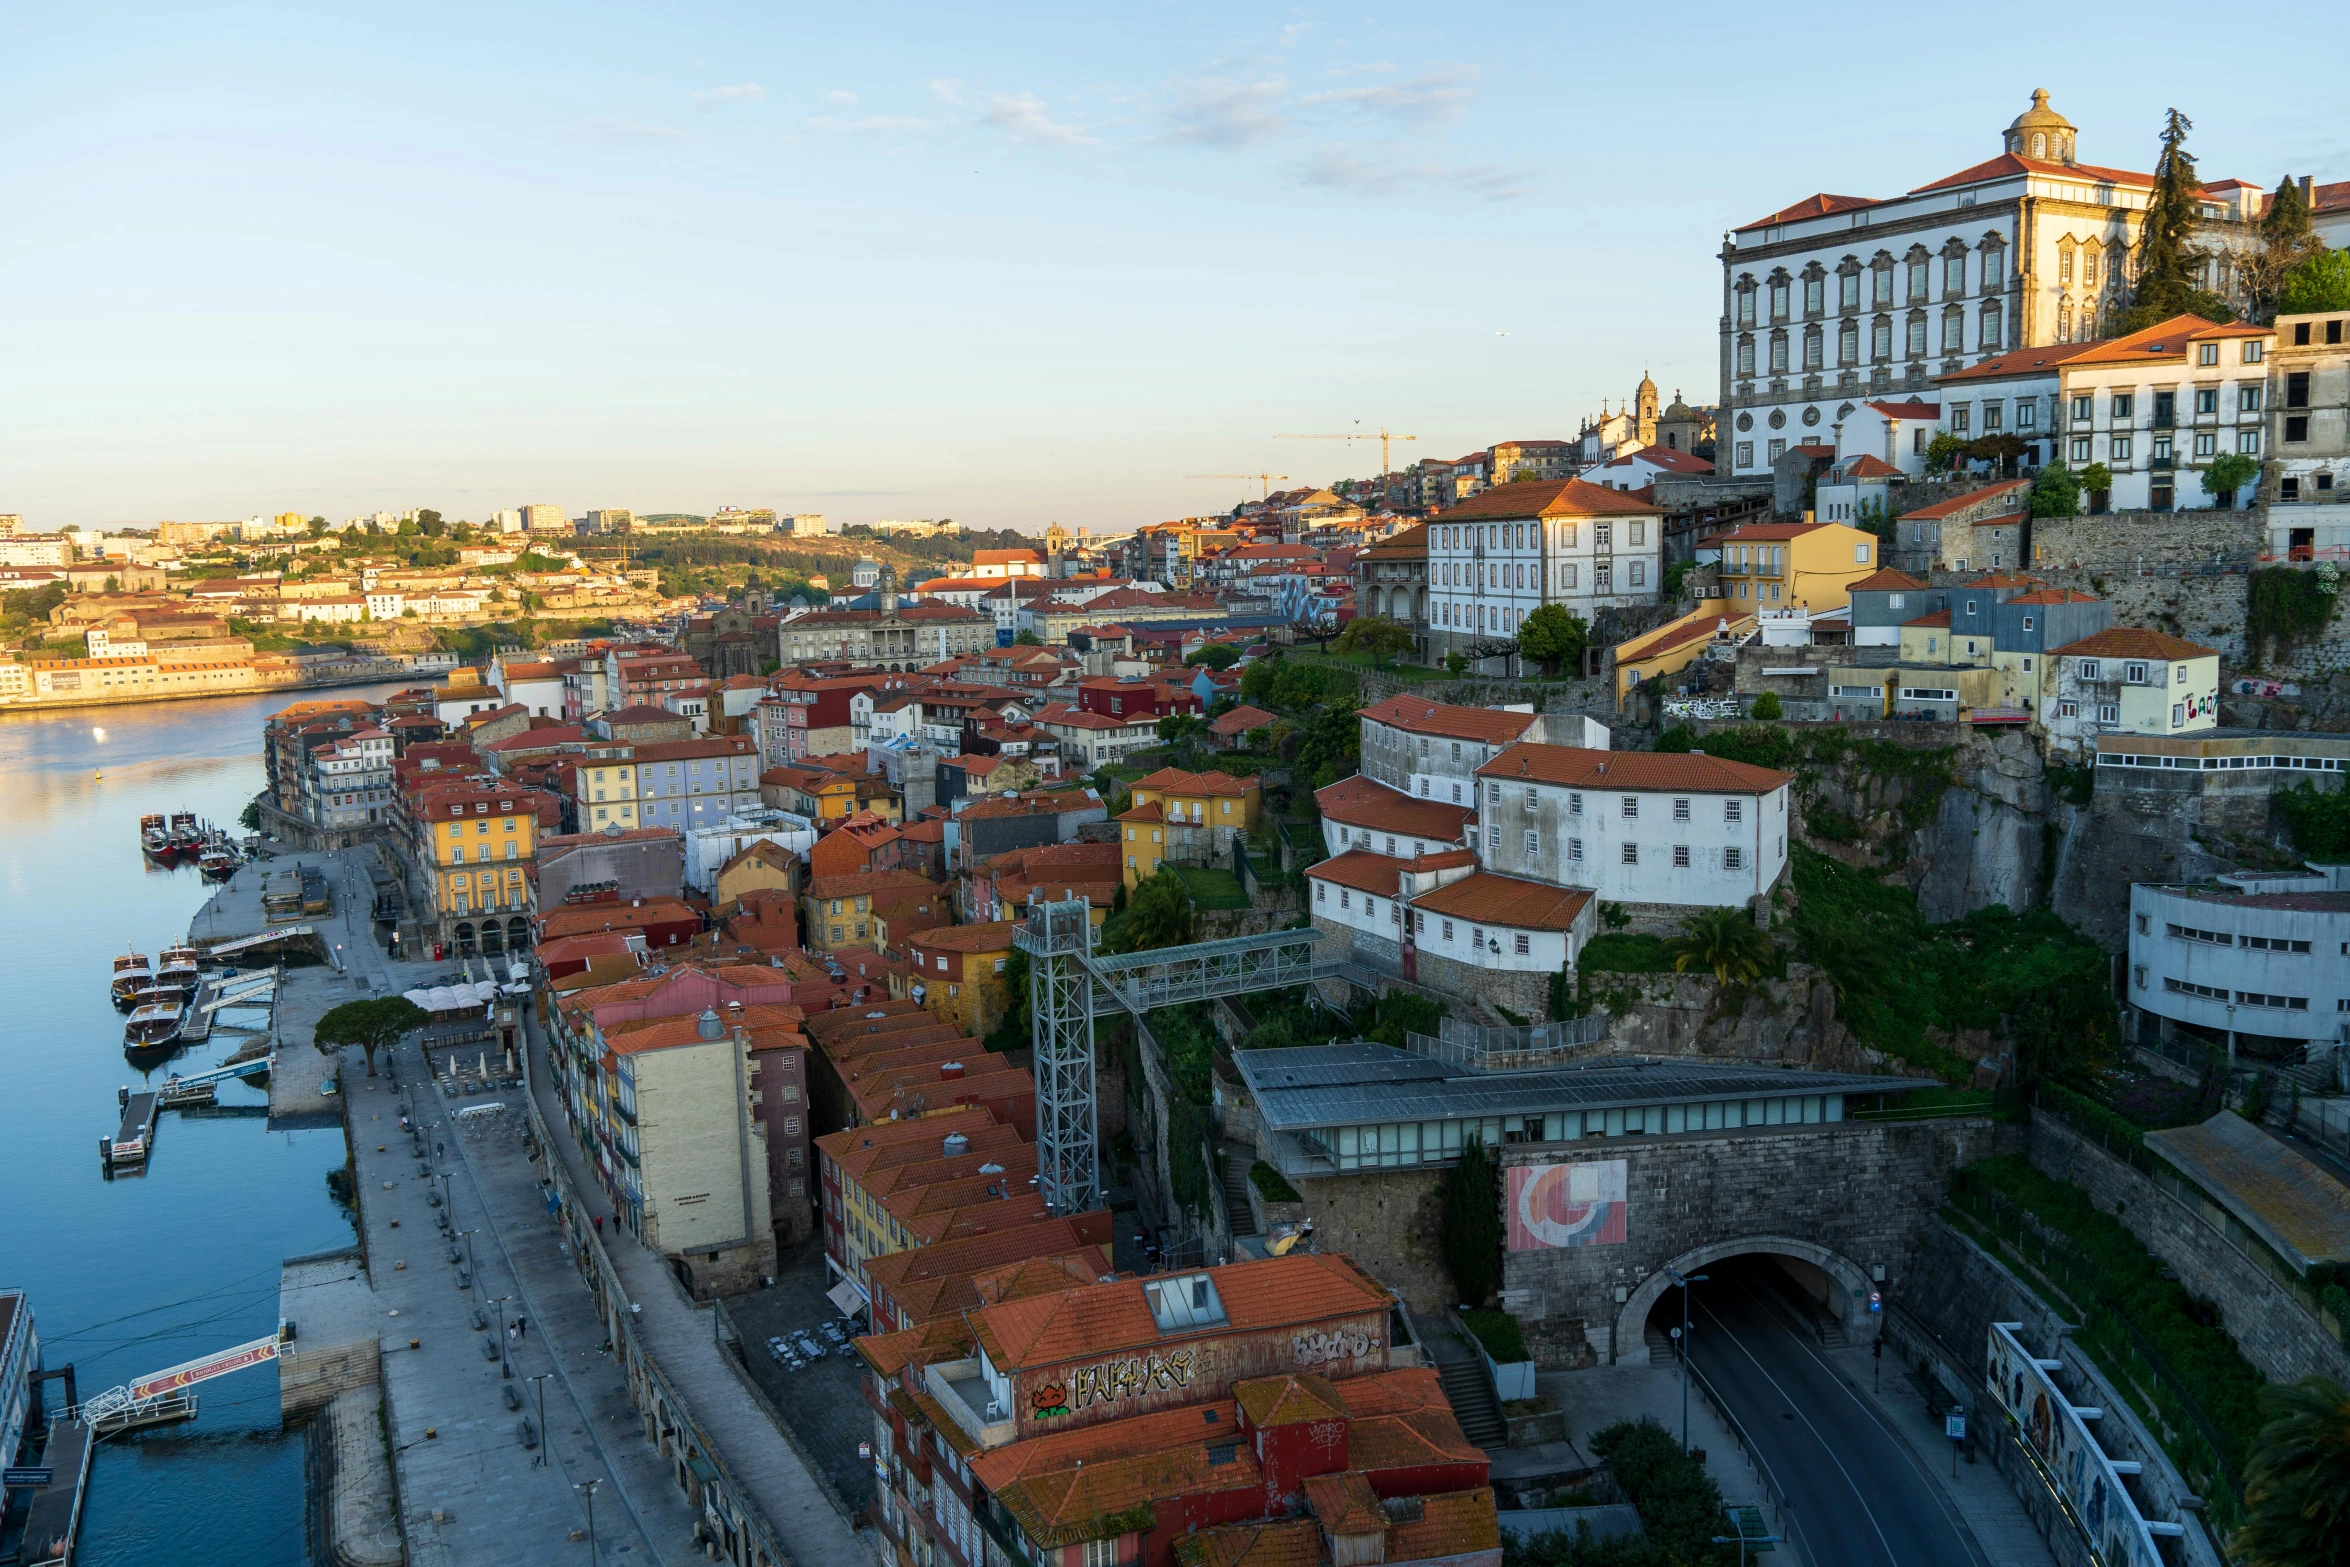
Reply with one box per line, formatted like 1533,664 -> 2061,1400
1611,606 -> 1755,712
411,779 -> 545,955
1895,610 -> 1995,668
801,869 -> 936,953
906,922 -> 1023,1035
761,763 -> 860,822
1711,520 -> 1882,612
575,756 -> 641,829
1120,767 -> 1260,886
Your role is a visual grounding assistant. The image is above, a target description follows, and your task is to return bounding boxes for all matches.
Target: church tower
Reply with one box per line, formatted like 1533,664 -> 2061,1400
1633,372 -> 1660,446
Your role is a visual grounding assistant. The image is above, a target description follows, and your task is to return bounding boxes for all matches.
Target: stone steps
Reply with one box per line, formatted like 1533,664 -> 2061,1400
1435,1355 -> 1508,1449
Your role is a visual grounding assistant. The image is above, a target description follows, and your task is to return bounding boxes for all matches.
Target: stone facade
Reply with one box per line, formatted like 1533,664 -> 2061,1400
1285,1166 -> 1450,1313
2027,1113 -> 2350,1389
1498,1115 -> 2016,1363
2026,508 -> 2263,571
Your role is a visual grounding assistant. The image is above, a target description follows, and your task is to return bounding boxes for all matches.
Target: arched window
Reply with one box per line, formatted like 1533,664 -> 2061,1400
1942,305 -> 1965,354
1804,325 -> 1823,370
2057,300 -> 2074,340
1979,300 -> 2003,351
2058,241 -> 2076,285
2030,131 -> 2046,158
2082,241 -> 2100,289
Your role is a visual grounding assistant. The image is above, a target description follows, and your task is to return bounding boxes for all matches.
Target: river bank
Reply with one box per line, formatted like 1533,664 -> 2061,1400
0,664 -> 418,716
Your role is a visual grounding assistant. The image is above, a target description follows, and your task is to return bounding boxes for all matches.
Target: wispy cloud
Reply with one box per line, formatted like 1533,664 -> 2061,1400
692,82 -> 765,107
946,86 -> 1096,147
1162,76 -> 1290,147
1296,143 -> 1532,201
824,89 -> 859,104
582,118 -> 686,145
1301,67 -> 1477,126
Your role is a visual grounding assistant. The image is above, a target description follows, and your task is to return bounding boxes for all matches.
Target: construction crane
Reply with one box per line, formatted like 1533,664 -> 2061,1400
1274,424 -> 1418,478
1185,472 -> 1290,500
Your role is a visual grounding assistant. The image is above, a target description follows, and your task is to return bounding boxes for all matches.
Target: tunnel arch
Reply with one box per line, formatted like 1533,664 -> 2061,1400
1615,1235 -> 1877,1364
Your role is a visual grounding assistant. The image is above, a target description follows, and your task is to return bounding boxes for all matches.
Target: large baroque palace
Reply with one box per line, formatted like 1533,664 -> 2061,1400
1715,91 -> 2342,478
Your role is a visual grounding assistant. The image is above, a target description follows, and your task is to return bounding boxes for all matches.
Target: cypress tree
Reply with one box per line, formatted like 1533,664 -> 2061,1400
1440,1136 -> 1502,1306
2124,109 -> 2235,330
2250,175 -> 2321,321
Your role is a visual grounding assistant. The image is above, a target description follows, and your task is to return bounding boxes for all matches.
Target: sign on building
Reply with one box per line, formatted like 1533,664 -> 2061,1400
1505,1159 -> 1628,1250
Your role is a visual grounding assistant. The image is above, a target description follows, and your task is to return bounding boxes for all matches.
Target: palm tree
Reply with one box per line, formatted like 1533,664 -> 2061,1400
1667,907 -> 1774,986
1111,871 -> 1198,954
2237,1375 -> 2350,1567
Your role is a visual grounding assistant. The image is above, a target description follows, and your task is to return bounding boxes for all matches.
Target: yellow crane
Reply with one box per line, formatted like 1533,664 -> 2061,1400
1275,424 -> 1418,477
1186,471 -> 1290,499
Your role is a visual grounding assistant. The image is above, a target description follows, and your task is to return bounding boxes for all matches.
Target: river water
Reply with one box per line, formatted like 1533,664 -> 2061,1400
0,686 -> 407,1567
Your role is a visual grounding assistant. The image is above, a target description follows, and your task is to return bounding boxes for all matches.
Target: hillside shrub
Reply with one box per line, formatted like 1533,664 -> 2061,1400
1462,1308 -> 1529,1363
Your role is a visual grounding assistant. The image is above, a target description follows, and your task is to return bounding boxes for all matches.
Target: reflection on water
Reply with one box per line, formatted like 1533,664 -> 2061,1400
0,686 -> 405,1567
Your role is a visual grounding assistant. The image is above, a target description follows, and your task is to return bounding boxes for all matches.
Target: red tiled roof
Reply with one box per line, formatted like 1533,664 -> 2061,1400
1405,872 -> 1590,933
2004,588 -> 2101,605
1900,480 -> 2028,521
1865,399 -> 1941,420
1848,568 -> 1928,593
2053,627 -> 2218,661
2056,312 -> 2270,367
1603,444 -> 1714,474
1904,610 -> 1952,628
1131,766 -> 1257,798
1735,192 -> 1879,232
1837,454 -> 1903,479
1313,777 -> 1475,841
1357,694 -> 1542,746
911,921 -> 1022,953
1935,341 -> 2103,385
1477,741 -> 1792,792
1910,153 -> 2154,196
1208,704 -> 1277,736
1437,478 -> 1660,520
1305,850 -> 1402,899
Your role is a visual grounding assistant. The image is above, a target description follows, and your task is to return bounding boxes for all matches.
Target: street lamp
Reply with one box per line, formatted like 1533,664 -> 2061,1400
488,1294 -> 513,1378
575,1478 -> 601,1563
528,1373 -> 555,1467
1665,1266 -> 1709,1452
456,1227 -> 479,1301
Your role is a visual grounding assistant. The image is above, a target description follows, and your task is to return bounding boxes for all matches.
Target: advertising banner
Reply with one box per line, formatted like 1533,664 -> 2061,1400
1505,1159 -> 1628,1251
1984,1322 -> 2166,1567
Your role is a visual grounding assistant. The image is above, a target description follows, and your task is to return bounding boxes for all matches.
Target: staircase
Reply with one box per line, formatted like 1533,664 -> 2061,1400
1219,1146 -> 1259,1237
1434,1357 -> 1508,1450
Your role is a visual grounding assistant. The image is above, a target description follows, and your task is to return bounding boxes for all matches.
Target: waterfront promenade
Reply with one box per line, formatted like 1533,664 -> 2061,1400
220,844 -> 863,1567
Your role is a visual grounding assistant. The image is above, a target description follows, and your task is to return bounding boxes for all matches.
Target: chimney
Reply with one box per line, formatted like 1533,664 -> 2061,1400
939,1061 -> 965,1080
2301,175 -> 2315,205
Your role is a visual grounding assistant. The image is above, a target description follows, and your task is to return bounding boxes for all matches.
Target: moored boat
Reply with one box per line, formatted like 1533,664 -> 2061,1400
111,950 -> 154,1006
199,845 -> 238,881
168,812 -> 204,856
140,813 -> 175,860
124,999 -> 187,1049
156,945 -> 201,992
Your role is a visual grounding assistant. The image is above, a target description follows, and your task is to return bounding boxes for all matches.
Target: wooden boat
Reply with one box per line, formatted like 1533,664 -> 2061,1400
124,999 -> 187,1049
112,950 -> 154,1007
157,946 -> 202,991
199,841 -> 239,881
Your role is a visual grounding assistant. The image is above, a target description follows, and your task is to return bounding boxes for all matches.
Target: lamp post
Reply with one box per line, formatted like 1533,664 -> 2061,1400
528,1373 -> 554,1467
575,1478 -> 601,1563
1666,1266 -> 1709,1452
488,1294 -> 513,1378
456,1226 -> 479,1302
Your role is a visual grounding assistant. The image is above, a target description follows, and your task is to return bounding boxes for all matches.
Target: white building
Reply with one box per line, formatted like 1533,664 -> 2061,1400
2266,310 -> 2349,522
680,809 -> 818,894
366,590 -> 406,620
1314,775 -> 1476,861
1425,479 -> 1662,665
1356,695 -> 1605,807
305,726 -> 395,829
521,503 -> 568,535
1718,91 -> 2289,478
2043,627 -> 2220,754
1034,703 -> 1159,768
1472,743 -> 1794,913
291,596 -> 368,623
2128,867 -> 2350,1061
1308,849 -> 1598,990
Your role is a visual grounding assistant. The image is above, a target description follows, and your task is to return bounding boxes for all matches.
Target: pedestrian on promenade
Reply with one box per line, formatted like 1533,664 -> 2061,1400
516,1316 -> 528,1338
594,1215 -> 602,1233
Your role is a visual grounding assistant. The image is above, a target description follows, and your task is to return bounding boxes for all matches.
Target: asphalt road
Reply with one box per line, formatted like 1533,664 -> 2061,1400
1687,1265 -> 1989,1567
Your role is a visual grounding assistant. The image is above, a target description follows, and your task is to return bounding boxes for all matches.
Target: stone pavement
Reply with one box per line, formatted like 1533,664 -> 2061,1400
516,1008 -> 868,1567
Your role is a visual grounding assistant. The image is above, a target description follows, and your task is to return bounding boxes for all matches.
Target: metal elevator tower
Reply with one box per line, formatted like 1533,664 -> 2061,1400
1020,899 -> 1101,1216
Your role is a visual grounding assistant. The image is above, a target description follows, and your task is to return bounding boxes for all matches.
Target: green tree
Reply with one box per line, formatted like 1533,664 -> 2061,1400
2203,450 -> 2262,507
1748,691 -> 1782,720
1439,1135 -> 1501,1306
416,509 -> 446,537
1667,906 -> 1775,987
2247,176 -> 2323,321
2236,1376 -> 2350,1567
1013,628 -> 1045,646
984,948 -> 1032,1052
314,996 -> 430,1078
1333,615 -> 1416,665
1443,650 -> 1468,676
1109,870 -> 1198,953
2280,248 -> 2350,315
2079,461 -> 2115,509
1156,711 -> 1208,749
1517,603 -> 1590,677
2124,110 -> 2236,330
238,800 -> 262,831
1184,642 -> 1240,670
1924,432 -> 1967,475
2030,460 -> 2082,518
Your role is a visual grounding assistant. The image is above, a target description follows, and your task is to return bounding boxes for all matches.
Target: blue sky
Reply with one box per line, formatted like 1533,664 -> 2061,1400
1,3 -> 2336,533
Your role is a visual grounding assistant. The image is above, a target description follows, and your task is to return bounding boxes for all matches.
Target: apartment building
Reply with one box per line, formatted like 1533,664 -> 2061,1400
2127,867 -> 2350,1061
1708,519 -> 1882,611
2268,309 -> 2350,555
2043,627 -> 2221,754
1356,696 -> 1561,805
1425,480 -> 1662,663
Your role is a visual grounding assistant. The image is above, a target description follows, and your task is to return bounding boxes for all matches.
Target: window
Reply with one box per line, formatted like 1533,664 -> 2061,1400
2194,433 -> 2216,458
1621,796 -> 1638,818
2286,371 -> 2311,409
1487,826 -> 1500,852
1621,842 -> 1639,865
1907,316 -> 1927,356
1441,919 -> 1454,942
2112,436 -> 2134,462
1524,830 -> 1539,856
1514,933 -> 1532,956
1673,845 -> 1690,867
1736,339 -> 1756,377
1568,837 -> 1583,861
1804,274 -> 1823,314
1725,847 -> 1744,871
1769,279 -> 1789,320
1735,441 -> 1754,468
2058,701 -> 2077,719
1840,270 -> 1860,309
2286,416 -> 2310,443
1767,438 -> 1787,463
2241,386 -> 2262,413
1873,319 -> 1892,359
1673,797 -> 1690,821
2071,394 -> 2093,422
1725,800 -> 1743,823
2124,661 -> 2148,683
2097,703 -> 2119,724
2112,393 -> 2133,420
2073,438 -> 2093,462
1769,334 -> 1788,374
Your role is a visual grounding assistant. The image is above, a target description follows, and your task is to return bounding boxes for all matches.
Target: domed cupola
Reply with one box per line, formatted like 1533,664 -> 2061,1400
2004,88 -> 2077,165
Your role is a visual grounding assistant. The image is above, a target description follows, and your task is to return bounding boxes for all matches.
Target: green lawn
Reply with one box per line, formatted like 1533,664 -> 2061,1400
1173,866 -> 1252,909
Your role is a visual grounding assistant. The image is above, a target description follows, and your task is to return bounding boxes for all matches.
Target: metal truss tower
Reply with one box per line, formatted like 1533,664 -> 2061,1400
1019,899 -> 1100,1217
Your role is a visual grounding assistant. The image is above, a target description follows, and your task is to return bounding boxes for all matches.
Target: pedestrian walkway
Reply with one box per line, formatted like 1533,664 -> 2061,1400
516,1014 -> 867,1567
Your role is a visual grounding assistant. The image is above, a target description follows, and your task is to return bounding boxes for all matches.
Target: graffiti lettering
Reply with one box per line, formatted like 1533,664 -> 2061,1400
1039,1349 -> 1198,1417
1292,1327 -> 1377,1367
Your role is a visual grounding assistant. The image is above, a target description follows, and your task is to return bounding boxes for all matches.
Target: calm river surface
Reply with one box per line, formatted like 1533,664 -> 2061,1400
0,686 -> 406,1567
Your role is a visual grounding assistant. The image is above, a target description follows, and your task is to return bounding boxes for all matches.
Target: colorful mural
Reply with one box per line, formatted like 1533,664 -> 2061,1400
1985,1322 -> 2167,1567
1505,1159 -> 1629,1251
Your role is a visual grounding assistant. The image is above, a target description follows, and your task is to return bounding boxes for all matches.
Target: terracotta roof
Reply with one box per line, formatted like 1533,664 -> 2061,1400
1864,399 -> 1941,420
1313,777 -> 1475,841
1173,1519 -> 1321,1567
1848,568 -> 1928,593
1910,152 -> 2155,195
1933,342 -> 2103,385
1712,521 -> 1827,542
1904,610 -> 1952,628
1303,1472 -> 1386,1535
1900,480 -> 2028,521
912,920 -> 1023,953
2053,627 -> 2218,661
1208,704 -> 1277,736
1235,1372 -> 1348,1429
1406,872 -> 1591,933
1836,454 -> 1903,479
1477,741 -> 1793,793
957,789 -> 1103,821
1305,850 -> 1403,899
1131,766 -> 1257,798
2056,312 -> 2270,367
1735,191 -> 1880,232
1602,444 -> 1714,474
2004,588 -> 2101,605
1615,609 -> 1750,664
1437,478 -> 1660,520
1357,694 -> 1542,745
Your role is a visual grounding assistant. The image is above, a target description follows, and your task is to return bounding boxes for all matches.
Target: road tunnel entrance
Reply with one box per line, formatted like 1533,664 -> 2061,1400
1620,1237 -> 1879,1366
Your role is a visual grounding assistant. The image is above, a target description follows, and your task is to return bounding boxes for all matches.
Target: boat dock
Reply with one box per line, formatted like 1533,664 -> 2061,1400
18,1418 -> 93,1567
102,1090 -> 158,1169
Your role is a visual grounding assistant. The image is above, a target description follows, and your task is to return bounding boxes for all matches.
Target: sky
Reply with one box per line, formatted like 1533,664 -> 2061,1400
1,2 -> 2339,534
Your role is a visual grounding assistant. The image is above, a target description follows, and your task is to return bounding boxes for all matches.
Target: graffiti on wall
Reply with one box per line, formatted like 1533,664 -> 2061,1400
1292,1326 -> 1379,1367
1030,1348 -> 1199,1419
1985,1323 -> 2165,1567
1505,1159 -> 1628,1251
